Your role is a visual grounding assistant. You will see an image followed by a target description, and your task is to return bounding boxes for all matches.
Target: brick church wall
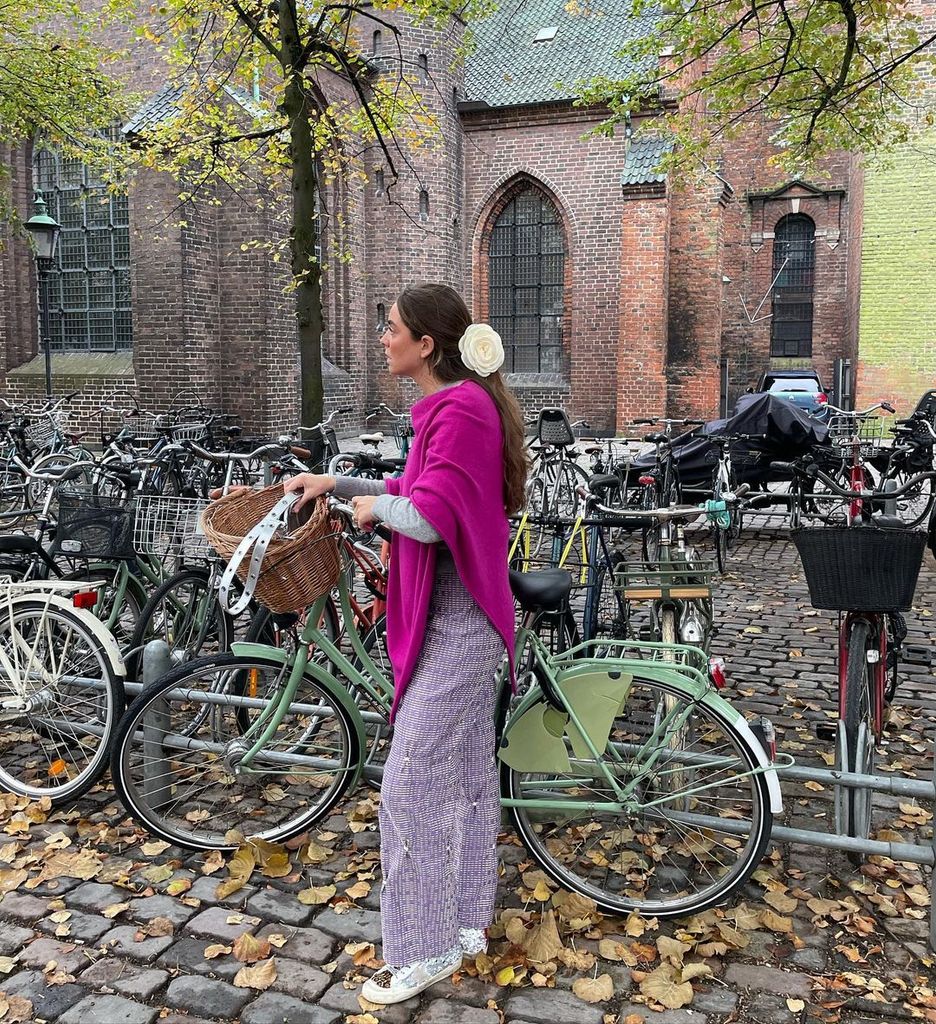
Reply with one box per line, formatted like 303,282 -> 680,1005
462,104 -> 628,433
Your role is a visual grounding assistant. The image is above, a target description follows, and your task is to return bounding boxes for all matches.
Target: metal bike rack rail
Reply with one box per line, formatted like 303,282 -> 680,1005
40,640 -> 936,948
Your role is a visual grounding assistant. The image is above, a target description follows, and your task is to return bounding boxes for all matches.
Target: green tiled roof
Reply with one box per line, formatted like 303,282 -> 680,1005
464,0 -> 656,109
123,83 -> 267,137
620,134 -> 672,186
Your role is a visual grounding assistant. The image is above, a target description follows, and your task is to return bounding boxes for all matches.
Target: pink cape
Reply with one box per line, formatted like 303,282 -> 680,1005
383,381 -> 516,721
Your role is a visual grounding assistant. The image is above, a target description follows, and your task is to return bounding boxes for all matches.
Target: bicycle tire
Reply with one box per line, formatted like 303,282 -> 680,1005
110,653 -> 360,850
127,568 -> 234,681
0,599 -> 123,802
583,554 -> 626,643
504,672 -> 773,917
543,460 -> 585,519
842,618 -> 877,849
62,563 -> 146,655
884,468 -> 935,528
0,458 -> 29,527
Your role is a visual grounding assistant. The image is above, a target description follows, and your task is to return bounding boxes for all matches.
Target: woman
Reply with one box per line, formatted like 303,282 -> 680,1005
284,283 -> 527,1004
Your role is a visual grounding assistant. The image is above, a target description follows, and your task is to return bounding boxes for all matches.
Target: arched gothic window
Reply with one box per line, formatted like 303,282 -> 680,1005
32,143 -> 132,351
488,184 -> 565,373
770,214 -> 815,358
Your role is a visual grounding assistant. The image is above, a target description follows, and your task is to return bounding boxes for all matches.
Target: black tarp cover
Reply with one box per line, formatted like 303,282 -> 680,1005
625,393 -> 830,488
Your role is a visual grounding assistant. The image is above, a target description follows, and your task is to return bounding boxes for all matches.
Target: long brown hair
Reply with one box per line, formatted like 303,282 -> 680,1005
396,283 -> 528,515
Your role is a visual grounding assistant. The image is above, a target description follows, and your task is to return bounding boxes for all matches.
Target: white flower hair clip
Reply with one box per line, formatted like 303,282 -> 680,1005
458,323 -> 505,377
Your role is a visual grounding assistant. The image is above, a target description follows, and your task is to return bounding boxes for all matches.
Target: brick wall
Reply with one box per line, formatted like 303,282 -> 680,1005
666,174 -> 728,420
855,0 -> 936,417
617,187 -> 670,425
462,104 -> 628,433
717,122 -> 860,411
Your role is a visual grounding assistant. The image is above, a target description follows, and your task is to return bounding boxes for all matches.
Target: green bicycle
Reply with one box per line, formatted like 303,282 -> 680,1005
110,497 -> 782,918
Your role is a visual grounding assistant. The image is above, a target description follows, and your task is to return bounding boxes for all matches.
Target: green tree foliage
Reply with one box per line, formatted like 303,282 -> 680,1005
576,0 -> 936,174
105,0 -> 491,423
0,0 -> 126,216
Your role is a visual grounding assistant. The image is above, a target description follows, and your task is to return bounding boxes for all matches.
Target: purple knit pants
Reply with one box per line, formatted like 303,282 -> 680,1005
378,556 -> 505,966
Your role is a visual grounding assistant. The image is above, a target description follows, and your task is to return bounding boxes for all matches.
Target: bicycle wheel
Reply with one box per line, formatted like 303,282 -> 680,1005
840,618 -> 877,847
544,460 -> 585,518
504,673 -> 773,917
110,654 -> 360,850
0,600 -> 123,802
885,468 -> 935,528
62,563 -> 145,654
583,554 -> 626,643
0,458 -> 29,527
127,569 -> 234,681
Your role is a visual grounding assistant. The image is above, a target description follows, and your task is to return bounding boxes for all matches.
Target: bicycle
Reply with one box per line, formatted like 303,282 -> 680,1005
0,577 -> 126,802
781,458 -> 936,849
630,417 -> 704,561
110,493 -> 783,918
525,409 -> 590,529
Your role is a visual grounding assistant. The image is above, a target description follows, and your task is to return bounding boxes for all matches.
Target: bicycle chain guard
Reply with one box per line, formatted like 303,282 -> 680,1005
498,670 -> 633,773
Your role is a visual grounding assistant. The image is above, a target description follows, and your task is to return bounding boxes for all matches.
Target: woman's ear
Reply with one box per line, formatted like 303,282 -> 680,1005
419,334 -> 435,360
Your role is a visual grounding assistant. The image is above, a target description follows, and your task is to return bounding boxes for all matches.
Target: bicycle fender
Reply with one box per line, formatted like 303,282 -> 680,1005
702,693 -> 784,815
0,592 -> 126,679
230,642 -> 368,787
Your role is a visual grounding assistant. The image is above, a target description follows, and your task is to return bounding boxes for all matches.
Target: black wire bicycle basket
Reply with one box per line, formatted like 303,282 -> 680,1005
53,491 -> 137,560
791,526 -> 927,612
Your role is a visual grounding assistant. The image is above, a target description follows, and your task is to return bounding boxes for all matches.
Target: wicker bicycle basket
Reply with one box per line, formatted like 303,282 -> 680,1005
790,526 -> 927,613
199,484 -> 341,613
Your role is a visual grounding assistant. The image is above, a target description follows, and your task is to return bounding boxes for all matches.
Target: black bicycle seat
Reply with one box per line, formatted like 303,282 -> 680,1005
509,568 -> 572,612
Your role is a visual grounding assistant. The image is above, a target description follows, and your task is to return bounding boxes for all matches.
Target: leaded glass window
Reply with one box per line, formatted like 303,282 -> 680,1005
33,144 -> 132,352
770,214 -> 814,358
488,185 -> 565,373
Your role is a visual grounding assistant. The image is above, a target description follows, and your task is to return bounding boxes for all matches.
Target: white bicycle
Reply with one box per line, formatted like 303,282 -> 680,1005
0,578 -> 126,802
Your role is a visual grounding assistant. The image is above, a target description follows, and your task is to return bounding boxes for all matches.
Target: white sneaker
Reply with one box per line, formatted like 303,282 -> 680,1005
361,946 -> 462,1005
458,927 -> 488,955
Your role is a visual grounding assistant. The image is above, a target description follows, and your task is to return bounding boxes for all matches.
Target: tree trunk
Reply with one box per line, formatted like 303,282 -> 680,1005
280,2 -> 323,428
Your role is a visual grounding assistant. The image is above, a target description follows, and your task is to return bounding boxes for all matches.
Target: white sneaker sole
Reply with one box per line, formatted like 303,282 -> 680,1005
361,957 -> 461,1005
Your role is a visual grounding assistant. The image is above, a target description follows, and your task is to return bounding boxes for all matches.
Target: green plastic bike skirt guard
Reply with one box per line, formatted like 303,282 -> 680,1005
498,670 -> 633,773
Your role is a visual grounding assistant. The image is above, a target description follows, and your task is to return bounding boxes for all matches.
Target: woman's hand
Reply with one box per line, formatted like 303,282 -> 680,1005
283,473 -> 335,511
351,495 -> 378,531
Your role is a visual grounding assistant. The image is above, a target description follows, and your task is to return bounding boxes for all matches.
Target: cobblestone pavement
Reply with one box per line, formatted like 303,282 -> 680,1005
1,529 -> 935,1024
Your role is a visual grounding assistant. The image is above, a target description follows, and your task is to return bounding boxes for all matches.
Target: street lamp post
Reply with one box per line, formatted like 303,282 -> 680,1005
23,191 -> 61,402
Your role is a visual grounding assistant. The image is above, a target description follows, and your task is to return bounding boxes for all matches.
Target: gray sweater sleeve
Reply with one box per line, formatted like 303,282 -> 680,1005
331,475 -> 441,543
372,494 -> 442,544
331,476 -> 387,498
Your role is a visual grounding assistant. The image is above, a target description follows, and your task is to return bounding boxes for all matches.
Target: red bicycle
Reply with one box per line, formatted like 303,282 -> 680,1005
783,458 -> 935,850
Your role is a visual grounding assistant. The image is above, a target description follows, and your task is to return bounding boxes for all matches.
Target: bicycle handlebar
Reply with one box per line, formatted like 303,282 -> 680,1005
10,456 -> 96,483
825,400 -> 896,417
185,440 -> 287,464
772,460 -> 936,500
329,499 -> 393,543
299,407 -> 352,432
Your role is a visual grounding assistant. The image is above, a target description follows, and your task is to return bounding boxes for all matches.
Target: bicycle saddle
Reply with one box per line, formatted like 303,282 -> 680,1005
587,474 -> 620,494
509,568 -> 571,612
359,433 -> 384,444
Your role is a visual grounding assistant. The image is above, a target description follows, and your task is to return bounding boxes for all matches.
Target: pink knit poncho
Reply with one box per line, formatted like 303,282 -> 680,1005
383,381 -> 516,721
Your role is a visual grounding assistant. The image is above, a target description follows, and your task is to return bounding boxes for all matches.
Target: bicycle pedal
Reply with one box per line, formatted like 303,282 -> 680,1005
814,721 -> 837,742
903,644 -> 933,666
